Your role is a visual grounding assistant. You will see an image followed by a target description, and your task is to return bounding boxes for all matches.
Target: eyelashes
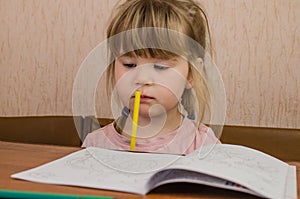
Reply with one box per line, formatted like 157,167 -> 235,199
123,63 -> 137,68
153,64 -> 169,70
123,63 -> 169,70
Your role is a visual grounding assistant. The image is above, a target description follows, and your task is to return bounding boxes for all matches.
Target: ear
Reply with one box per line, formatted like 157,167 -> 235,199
185,77 -> 193,89
197,57 -> 204,71
185,58 -> 204,89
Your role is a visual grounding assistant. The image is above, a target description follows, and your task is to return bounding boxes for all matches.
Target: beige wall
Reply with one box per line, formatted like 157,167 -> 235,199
0,0 -> 299,129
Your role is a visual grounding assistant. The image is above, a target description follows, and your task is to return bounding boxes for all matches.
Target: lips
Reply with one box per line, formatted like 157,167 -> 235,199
131,94 -> 155,101
140,95 -> 154,99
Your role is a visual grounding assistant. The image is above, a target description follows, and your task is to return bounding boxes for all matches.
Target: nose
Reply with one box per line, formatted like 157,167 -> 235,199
133,64 -> 154,86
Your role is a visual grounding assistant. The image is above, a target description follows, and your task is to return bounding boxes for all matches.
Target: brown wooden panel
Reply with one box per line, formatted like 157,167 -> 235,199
0,117 -> 299,161
220,126 -> 300,161
0,116 -> 81,146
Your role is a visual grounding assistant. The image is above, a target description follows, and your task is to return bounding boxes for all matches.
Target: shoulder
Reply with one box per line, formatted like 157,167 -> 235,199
197,123 -> 221,144
181,118 -> 211,135
198,123 -> 210,133
198,124 -> 221,144
81,122 -> 115,147
182,119 -> 221,154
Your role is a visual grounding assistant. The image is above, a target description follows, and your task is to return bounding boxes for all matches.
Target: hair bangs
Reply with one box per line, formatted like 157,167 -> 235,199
108,27 -> 197,60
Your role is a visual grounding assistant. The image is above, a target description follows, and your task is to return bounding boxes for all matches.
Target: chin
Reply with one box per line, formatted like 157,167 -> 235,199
138,105 -> 168,118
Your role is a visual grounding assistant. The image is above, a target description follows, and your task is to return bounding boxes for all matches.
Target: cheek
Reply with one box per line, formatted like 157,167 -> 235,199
156,69 -> 188,100
114,78 -> 131,107
113,67 -> 137,107
114,65 -> 125,82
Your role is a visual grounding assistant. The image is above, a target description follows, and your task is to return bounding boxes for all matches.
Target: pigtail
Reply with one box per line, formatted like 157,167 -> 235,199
114,106 -> 130,134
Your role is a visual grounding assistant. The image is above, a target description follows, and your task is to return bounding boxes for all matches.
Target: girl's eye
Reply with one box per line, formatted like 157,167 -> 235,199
123,63 -> 137,68
154,64 -> 169,70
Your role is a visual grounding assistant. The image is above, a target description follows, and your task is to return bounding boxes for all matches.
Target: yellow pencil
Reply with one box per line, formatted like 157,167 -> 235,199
130,90 -> 141,151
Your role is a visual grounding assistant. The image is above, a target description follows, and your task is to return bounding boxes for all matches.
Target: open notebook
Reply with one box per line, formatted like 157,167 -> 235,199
12,144 -> 297,198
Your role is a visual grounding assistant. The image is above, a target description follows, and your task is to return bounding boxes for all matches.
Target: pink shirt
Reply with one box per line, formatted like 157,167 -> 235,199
82,117 -> 220,155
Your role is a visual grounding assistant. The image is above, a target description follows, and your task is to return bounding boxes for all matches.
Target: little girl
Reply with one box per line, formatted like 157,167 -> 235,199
82,0 -> 221,154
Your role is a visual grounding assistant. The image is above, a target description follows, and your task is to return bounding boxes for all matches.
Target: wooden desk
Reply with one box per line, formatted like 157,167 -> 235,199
0,141 -> 299,199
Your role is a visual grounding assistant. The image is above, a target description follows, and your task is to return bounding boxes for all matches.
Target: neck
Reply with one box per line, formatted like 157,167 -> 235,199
121,108 -> 183,139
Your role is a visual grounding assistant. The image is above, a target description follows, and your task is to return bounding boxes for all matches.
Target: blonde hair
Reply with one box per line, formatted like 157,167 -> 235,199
106,0 -> 212,126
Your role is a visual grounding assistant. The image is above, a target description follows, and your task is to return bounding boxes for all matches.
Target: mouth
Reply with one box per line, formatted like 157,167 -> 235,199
131,94 -> 155,101
140,95 -> 154,100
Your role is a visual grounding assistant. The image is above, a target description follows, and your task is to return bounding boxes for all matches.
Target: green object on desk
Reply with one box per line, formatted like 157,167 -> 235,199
0,189 -> 113,199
